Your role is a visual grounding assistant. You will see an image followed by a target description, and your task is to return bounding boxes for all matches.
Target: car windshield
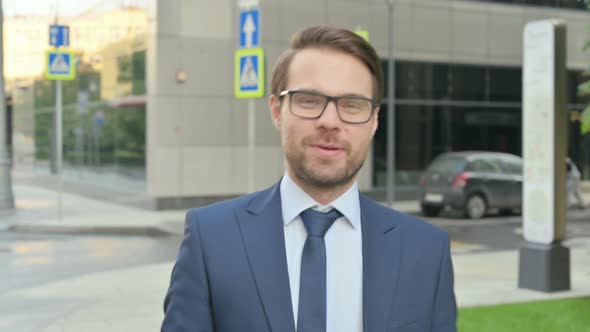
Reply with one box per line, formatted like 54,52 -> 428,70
427,157 -> 466,173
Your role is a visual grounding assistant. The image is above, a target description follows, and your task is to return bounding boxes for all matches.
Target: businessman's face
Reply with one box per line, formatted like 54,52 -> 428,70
270,48 -> 379,190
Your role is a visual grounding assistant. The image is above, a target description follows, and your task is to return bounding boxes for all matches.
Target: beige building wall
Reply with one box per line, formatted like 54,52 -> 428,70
147,0 -> 590,201
4,15 -> 53,80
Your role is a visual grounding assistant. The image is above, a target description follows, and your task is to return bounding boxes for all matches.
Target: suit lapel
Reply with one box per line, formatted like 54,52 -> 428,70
361,195 -> 402,332
236,183 -> 296,332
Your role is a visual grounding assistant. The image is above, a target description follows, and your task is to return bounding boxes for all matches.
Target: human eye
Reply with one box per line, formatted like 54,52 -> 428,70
339,98 -> 369,113
293,93 -> 324,108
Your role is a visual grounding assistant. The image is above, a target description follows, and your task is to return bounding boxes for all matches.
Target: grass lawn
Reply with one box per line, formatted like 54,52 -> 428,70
458,297 -> 590,332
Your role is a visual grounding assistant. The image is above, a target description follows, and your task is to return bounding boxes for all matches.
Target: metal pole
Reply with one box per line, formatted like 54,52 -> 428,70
248,99 -> 255,193
0,4 -> 15,211
56,80 -> 63,219
386,0 -> 396,208
50,16 -> 58,174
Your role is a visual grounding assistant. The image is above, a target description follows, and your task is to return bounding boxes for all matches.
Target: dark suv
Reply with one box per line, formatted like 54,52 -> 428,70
418,151 -> 522,219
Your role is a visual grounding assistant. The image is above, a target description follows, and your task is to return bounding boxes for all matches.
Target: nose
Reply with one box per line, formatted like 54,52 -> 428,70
316,99 -> 342,129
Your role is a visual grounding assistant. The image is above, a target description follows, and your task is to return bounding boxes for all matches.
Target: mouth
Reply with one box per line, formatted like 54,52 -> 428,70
311,144 -> 345,158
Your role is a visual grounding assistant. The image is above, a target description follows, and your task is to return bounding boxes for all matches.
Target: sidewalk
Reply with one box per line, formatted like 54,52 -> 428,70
0,183 -> 422,236
0,184 -> 186,236
1,184 -> 590,331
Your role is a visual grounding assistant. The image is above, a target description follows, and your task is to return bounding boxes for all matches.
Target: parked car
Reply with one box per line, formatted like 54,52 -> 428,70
418,151 -> 523,219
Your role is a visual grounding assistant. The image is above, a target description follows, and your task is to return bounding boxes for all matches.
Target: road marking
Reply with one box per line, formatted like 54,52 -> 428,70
15,200 -> 55,209
450,240 -> 488,253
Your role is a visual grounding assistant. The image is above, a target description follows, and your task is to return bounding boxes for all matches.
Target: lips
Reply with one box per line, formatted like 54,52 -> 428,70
302,135 -> 349,158
311,143 -> 345,158
315,144 -> 342,150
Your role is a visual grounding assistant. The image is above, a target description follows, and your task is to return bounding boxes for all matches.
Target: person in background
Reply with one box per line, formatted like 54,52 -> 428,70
567,157 -> 585,209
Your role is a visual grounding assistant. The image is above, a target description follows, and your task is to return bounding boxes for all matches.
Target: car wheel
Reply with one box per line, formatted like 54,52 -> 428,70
465,194 -> 487,219
421,204 -> 443,217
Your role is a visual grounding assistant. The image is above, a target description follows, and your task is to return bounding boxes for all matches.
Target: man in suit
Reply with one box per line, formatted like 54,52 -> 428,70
162,25 -> 457,332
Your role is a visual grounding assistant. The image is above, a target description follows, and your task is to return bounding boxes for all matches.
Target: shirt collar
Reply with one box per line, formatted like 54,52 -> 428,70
280,172 -> 361,229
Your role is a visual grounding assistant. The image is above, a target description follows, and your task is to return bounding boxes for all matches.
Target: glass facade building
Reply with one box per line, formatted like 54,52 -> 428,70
469,0 -> 589,10
374,61 -> 590,190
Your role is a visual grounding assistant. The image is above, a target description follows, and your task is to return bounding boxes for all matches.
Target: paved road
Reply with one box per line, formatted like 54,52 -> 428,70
0,232 -> 181,293
415,209 -> 590,253
0,232 -> 182,332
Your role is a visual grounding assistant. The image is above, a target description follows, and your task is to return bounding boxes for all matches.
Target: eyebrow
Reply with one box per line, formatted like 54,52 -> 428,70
294,89 -> 372,99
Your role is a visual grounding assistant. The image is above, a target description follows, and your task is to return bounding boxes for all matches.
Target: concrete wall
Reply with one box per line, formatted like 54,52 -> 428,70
147,0 -> 285,199
147,0 -> 590,200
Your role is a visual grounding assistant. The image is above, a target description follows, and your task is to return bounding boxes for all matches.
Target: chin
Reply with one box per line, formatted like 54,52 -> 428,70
301,167 -> 355,188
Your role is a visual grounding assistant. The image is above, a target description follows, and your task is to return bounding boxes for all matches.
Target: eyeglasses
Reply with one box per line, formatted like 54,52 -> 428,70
279,90 -> 379,124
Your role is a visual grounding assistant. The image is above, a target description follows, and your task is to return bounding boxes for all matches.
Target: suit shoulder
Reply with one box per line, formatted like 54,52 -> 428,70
361,195 -> 449,241
185,184 -> 277,228
185,193 -> 254,225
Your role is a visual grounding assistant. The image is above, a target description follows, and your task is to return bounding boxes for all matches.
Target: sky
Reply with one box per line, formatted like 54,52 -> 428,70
2,0 -> 147,17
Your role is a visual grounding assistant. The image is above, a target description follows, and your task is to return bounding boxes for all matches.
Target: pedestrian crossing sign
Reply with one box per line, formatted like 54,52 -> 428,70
235,48 -> 264,99
45,50 -> 76,80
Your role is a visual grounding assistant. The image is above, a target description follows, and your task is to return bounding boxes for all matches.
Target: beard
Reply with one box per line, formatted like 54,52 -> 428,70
284,135 -> 368,189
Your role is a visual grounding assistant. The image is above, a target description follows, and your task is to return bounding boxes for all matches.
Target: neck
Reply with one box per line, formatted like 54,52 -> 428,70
287,170 -> 356,206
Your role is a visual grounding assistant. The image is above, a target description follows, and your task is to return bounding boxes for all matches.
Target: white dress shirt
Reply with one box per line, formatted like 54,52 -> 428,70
280,173 -> 363,332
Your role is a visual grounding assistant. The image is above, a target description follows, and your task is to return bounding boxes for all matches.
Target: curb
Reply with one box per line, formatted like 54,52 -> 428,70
7,224 -> 174,237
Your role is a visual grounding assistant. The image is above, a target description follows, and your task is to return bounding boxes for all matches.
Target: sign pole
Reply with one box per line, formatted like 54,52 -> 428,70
46,22 -> 73,221
56,79 -> 63,219
248,99 -> 255,193
236,3 -> 263,193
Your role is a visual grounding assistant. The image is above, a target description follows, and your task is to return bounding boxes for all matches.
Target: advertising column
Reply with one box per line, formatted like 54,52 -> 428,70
519,19 -> 569,292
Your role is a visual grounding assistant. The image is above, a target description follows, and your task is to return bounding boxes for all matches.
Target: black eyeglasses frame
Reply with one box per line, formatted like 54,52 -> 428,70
278,89 -> 380,124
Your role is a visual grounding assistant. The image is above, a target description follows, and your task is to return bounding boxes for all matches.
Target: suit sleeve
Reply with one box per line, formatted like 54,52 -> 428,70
432,235 -> 458,332
161,210 -> 214,332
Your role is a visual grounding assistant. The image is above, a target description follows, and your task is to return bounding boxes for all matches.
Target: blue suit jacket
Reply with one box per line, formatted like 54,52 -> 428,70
162,182 -> 457,332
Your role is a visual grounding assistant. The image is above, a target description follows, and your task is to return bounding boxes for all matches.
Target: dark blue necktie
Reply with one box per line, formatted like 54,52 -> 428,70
297,208 -> 343,332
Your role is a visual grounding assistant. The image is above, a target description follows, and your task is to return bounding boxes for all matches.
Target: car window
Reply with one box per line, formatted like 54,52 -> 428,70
465,159 -> 502,173
501,158 -> 523,175
427,157 -> 466,173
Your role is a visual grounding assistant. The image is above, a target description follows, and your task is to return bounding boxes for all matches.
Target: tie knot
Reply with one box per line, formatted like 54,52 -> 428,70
300,208 -> 342,238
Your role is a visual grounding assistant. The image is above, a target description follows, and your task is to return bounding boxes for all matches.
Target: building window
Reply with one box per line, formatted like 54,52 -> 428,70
466,0 -> 589,10
374,60 -> 588,188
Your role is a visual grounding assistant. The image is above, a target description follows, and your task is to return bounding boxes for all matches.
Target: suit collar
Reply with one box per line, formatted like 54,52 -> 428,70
245,180 -> 281,215
239,182 -> 296,332
279,173 -> 361,229
360,195 -> 402,332
241,186 -> 403,332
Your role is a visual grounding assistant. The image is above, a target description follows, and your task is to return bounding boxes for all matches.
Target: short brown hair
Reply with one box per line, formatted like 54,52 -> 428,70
270,25 -> 384,101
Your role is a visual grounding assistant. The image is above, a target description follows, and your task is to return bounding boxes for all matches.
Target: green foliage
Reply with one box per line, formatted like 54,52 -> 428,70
458,297 -> 590,332
117,54 -> 132,83
34,111 -> 52,160
117,50 -> 146,93
34,80 -> 55,108
34,97 -> 146,167
132,50 -> 146,95
32,46 -> 147,169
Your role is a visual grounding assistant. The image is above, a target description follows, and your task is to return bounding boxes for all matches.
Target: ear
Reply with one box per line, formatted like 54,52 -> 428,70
269,94 -> 282,131
370,106 -> 380,138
